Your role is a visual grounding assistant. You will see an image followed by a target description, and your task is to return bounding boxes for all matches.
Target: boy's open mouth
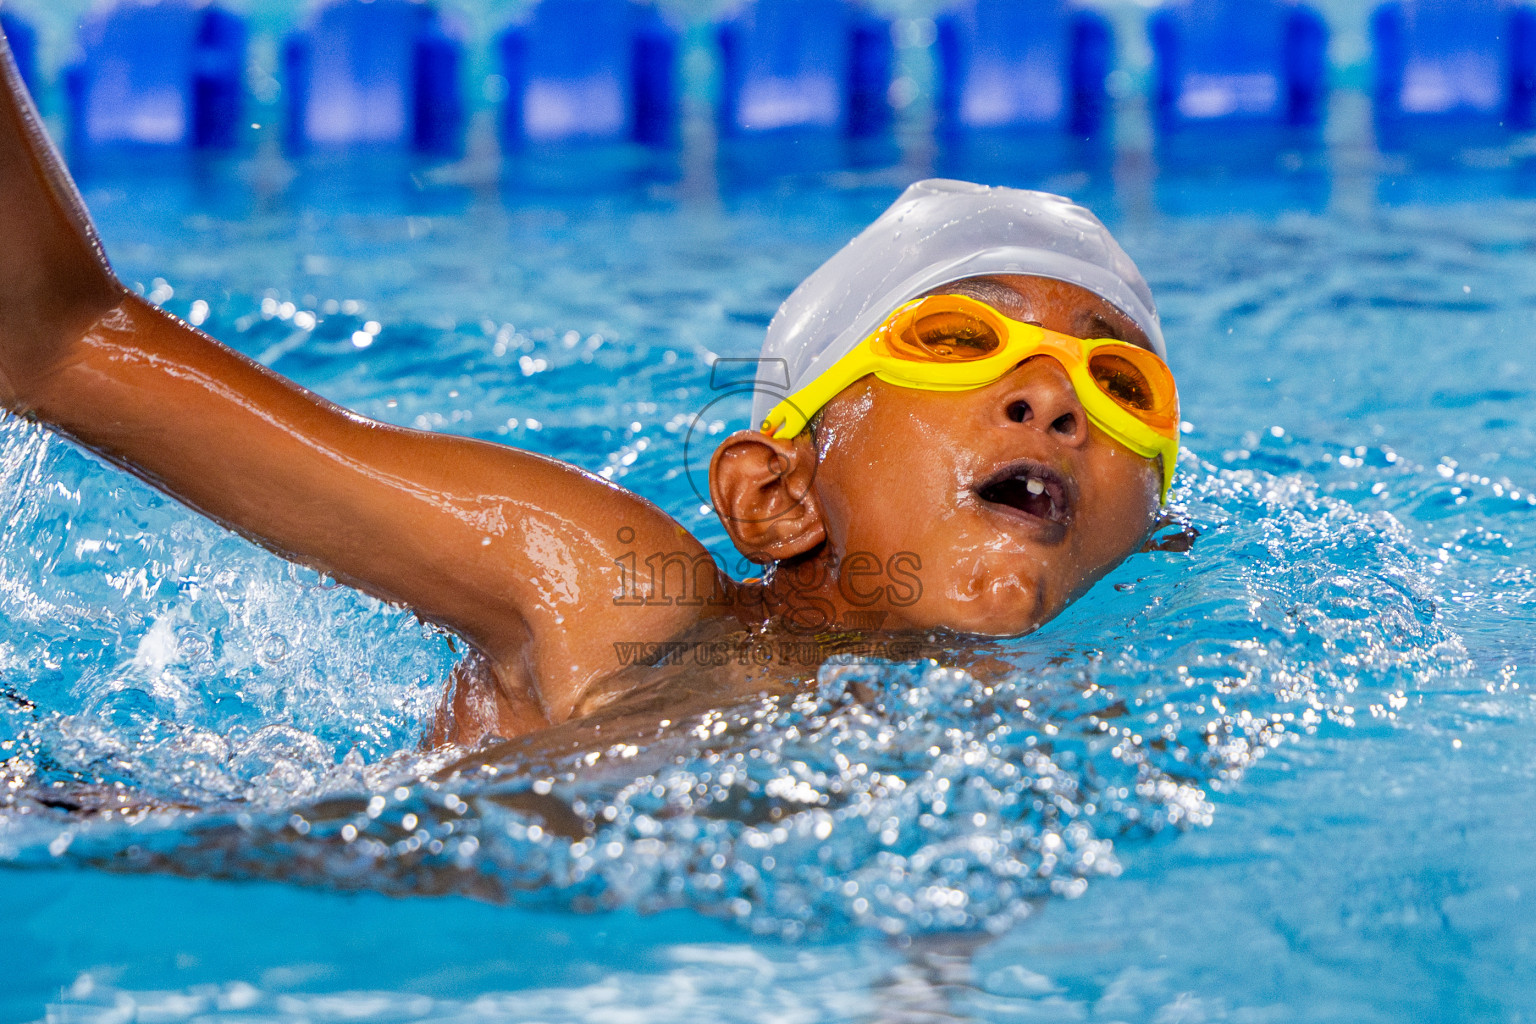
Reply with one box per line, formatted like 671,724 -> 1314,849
975,460 -> 1073,530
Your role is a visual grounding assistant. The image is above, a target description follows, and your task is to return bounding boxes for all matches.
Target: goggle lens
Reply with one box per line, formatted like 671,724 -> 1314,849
1088,352 -> 1156,411
890,309 -> 1002,361
1086,349 -> 1177,429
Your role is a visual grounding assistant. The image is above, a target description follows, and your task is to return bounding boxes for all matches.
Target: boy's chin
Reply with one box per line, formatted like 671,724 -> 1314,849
893,596 -> 1059,639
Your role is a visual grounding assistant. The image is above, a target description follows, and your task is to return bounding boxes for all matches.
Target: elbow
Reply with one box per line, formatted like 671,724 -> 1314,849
0,278 -> 129,413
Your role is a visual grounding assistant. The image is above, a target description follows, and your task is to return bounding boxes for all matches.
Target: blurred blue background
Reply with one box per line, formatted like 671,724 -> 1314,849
0,0 -> 1489,167
8,4 -> 1536,1024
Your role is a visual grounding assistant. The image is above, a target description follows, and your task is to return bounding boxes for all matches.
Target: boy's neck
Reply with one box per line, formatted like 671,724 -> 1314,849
739,547 -> 925,636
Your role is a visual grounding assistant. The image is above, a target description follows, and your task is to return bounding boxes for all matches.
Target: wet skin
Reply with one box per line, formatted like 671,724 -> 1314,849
709,276 -> 1164,640
0,34 -> 1165,751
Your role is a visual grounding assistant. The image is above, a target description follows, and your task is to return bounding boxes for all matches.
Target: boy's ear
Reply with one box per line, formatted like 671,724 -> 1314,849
708,429 -> 825,564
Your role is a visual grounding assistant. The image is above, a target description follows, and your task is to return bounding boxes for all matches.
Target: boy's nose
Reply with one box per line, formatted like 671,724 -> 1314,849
993,356 -> 1090,448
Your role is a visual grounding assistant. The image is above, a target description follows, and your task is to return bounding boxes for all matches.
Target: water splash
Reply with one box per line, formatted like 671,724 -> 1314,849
0,411 -> 1464,936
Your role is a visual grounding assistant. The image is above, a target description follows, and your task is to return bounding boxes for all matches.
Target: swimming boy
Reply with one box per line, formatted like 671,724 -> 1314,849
0,36 -> 1177,749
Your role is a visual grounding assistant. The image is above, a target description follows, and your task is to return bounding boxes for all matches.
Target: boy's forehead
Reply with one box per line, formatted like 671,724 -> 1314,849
926,274 -> 1153,351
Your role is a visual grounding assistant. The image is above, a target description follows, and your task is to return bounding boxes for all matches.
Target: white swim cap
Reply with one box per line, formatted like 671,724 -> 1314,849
751,178 -> 1164,429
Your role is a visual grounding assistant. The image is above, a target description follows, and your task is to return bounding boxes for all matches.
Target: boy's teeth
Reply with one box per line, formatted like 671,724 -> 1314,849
1025,477 -> 1046,496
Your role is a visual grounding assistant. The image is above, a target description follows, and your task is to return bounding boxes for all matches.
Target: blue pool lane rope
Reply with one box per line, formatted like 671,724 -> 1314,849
27,0 -> 1536,164
1149,0 -> 1328,131
934,0 -> 1115,139
1372,0 -> 1536,131
497,0 -> 679,150
716,0 -> 894,140
64,0 -> 246,152
283,0 -> 466,156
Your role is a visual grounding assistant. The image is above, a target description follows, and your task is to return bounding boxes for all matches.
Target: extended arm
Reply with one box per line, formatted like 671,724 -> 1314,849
0,35 -> 722,729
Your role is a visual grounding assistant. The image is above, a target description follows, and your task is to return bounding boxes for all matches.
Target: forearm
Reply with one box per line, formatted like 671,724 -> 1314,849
0,36 -> 532,655
27,294 -> 584,656
0,32 -> 122,400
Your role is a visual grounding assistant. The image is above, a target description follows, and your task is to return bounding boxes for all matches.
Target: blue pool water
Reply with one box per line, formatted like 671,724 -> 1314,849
5,151 -> 1536,1021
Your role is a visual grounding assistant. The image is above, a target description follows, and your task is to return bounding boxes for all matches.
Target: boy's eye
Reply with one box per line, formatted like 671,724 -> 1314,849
903,311 -> 1001,360
1089,354 -> 1154,410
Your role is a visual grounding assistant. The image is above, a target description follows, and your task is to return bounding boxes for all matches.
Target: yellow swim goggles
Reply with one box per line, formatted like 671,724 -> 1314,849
761,293 -> 1181,502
